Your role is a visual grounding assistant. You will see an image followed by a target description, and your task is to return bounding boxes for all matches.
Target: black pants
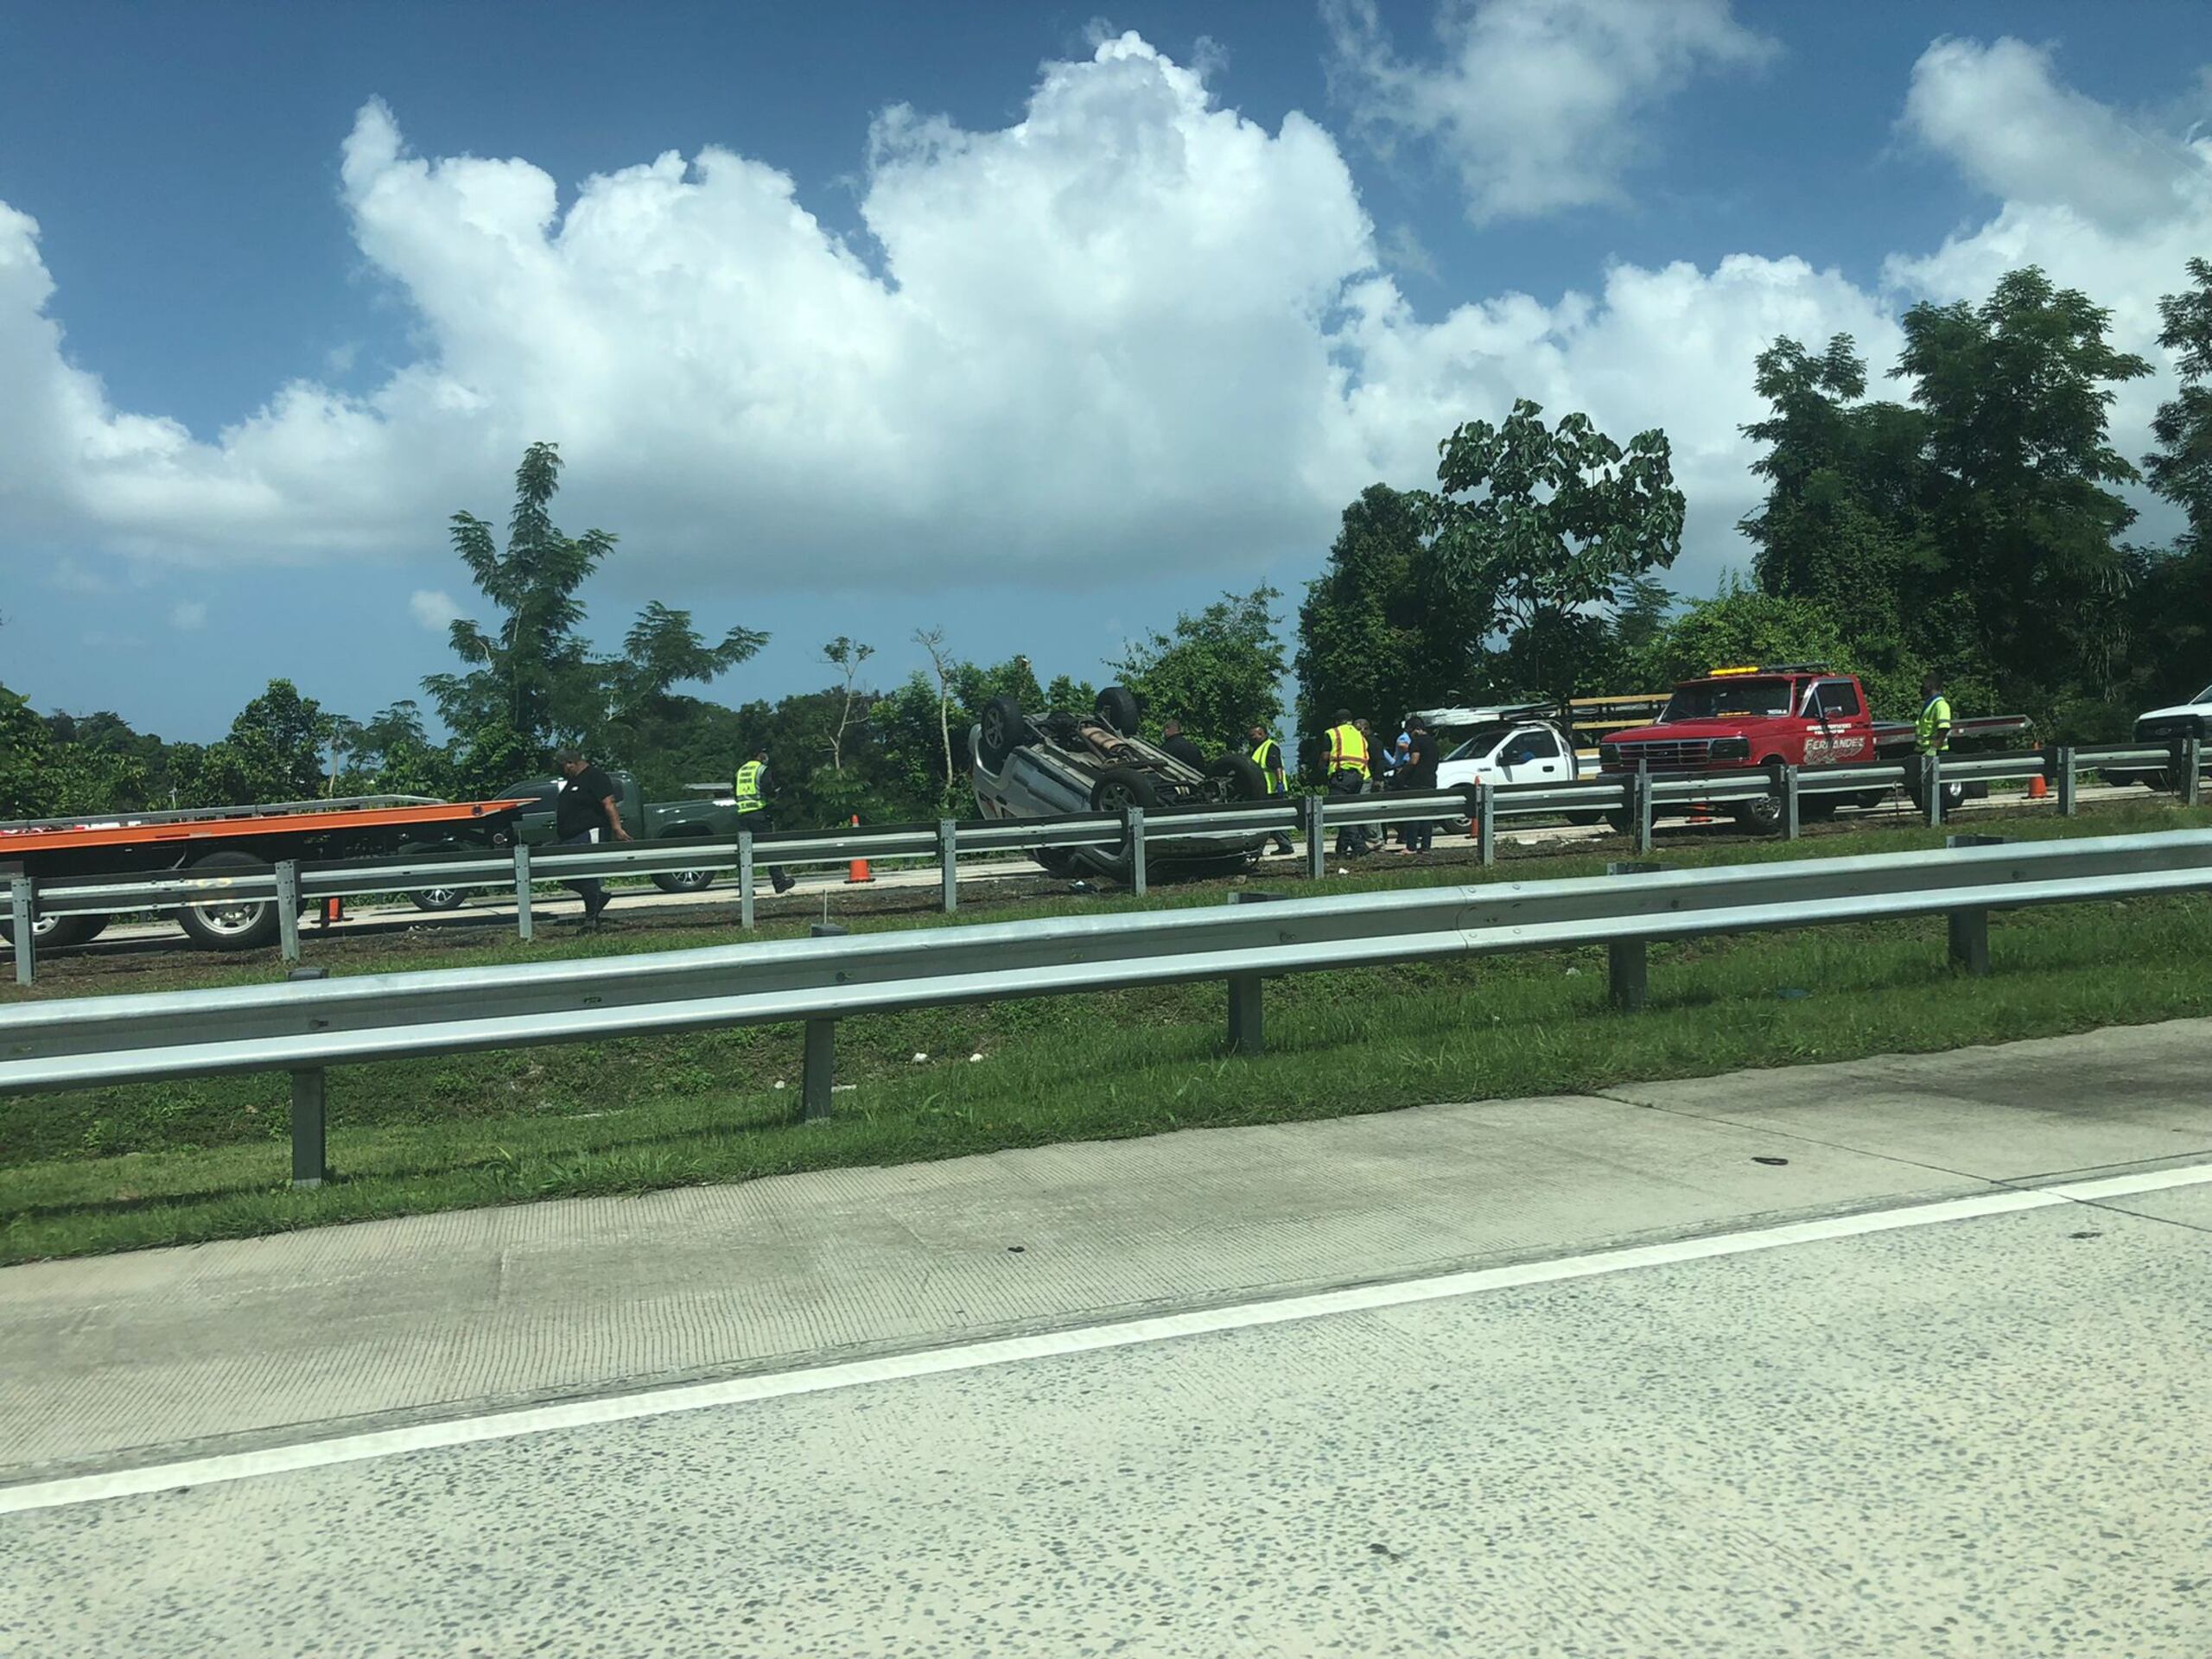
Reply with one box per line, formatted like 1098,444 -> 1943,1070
558,830 -> 607,911
1329,770 -> 1370,855
739,810 -> 789,886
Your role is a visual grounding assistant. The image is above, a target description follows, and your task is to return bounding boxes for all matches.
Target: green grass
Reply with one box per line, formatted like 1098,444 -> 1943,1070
3,801 -> 2209,1263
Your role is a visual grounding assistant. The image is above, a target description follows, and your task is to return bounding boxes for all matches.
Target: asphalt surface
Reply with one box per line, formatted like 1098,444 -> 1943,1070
4,1023 -> 2209,1655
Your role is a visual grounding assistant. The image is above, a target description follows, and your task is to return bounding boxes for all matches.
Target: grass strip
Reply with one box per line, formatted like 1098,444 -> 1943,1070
4,828 -> 2209,1263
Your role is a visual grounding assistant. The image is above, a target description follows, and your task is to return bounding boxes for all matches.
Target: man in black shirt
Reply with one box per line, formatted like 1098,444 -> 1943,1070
1396,715 -> 1440,854
554,749 -> 631,925
1158,720 -> 1207,771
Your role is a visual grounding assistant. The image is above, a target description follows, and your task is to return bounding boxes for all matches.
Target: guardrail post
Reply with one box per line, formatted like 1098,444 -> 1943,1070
1779,763 -> 1800,841
2056,747 -> 2077,817
801,922 -> 847,1121
1605,861 -> 1657,1012
1224,890 -> 1281,1055
290,1069 -> 327,1187
2184,737 -> 2203,807
10,875 -> 34,986
739,830 -> 756,929
275,860 -> 302,963
287,965 -> 331,1186
1634,765 -> 1655,856
938,818 -> 958,914
513,843 -> 534,942
1943,833 -> 2005,976
1126,806 -> 1147,897
1304,794 -> 1325,881
1477,785 -> 1496,868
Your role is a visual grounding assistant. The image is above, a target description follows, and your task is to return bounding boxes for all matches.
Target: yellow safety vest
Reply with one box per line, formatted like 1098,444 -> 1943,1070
734,759 -> 768,812
1250,736 -> 1287,793
1916,696 -> 1952,754
1326,723 -> 1370,779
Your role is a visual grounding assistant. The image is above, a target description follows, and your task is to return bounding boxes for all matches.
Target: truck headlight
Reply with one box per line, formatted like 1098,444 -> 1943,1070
1709,737 -> 1751,760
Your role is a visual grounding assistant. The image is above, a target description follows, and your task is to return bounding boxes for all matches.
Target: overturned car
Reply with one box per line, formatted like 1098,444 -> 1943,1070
970,684 -> 1274,878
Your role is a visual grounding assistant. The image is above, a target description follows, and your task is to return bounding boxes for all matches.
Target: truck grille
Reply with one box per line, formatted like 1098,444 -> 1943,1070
1605,740 -> 1712,772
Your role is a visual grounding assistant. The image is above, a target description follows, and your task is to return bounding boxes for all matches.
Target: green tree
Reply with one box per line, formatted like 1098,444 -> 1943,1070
1109,588 -> 1286,757
1894,268 -> 2152,716
1421,398 -> 1685,697
1295,485 -> 1432,747
2140,257 -> 2212,699
1636,580 -> 1917,719
188,680 -> 338,805
424,444 -> 767,771
0,683 -> 54,818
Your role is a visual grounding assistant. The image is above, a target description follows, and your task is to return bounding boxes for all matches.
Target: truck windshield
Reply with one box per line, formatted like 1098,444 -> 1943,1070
2193,682 -> 2212,706
1661,679 -> 1793,721
1442,722 -> 1517,762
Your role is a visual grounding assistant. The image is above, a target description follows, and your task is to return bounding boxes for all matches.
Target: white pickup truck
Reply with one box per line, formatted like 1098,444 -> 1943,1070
1417,704 -> 1604,824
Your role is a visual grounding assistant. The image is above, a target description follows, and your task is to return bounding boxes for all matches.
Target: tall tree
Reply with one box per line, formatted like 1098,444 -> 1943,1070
1420,398 -> 1685,698
188,680 -> 337,805
821,637 -> 874,772
424,443 -> 767,780
1109,587 -> 1287,755
2140,257 -> 2212,697
1296,485 -> 1432,743
1894,268 -> 2152,715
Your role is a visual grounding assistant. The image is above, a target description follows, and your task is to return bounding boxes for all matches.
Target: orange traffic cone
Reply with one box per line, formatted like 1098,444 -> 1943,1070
846,815 -> 874,884
320,896 -> 345,927
2027,774 -> 2049,799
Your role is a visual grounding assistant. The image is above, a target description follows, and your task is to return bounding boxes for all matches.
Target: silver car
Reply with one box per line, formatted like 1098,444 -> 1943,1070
970,685 -> 1274,878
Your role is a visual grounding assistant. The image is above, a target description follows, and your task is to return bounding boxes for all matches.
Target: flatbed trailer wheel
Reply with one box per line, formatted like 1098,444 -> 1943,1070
176,849 -> 282,950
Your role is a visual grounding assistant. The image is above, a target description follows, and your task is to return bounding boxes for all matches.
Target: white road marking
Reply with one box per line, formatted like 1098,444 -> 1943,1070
5,1160 -> 2206,1516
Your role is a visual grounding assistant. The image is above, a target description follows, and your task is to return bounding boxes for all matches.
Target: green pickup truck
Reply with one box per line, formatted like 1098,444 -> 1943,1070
407,772 -> 746,911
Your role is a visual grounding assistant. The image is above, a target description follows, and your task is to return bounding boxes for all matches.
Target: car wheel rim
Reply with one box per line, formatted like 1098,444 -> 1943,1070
423,888 -> 458,906
191,899 -> 266,937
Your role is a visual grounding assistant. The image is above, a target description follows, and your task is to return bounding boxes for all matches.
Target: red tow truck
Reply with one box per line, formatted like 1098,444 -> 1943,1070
1598,664 -> 2031,832
0,794 -> 530,954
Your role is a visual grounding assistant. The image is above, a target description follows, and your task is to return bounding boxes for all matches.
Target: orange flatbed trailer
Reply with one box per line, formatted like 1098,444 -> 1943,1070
1,795 -> 536,952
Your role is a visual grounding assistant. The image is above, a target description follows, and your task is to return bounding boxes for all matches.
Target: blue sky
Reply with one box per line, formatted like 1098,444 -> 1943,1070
2,0 -> 2208,742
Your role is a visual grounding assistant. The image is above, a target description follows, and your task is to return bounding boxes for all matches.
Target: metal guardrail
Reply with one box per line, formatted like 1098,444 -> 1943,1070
3,738 -> 2204,984
3,829 -> 2208,1187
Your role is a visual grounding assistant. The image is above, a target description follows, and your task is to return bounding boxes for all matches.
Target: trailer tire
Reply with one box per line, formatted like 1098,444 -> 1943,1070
175,849 -> 281,950
0,910 -> 104,950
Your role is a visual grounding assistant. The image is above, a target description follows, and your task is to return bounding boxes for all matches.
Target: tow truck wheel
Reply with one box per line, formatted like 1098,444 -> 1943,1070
1732,794 -> 1784,836
175,849 -> 282,950
409,886 -> 470,912
651,869 -> 716,894
1565,810 -> 1604,827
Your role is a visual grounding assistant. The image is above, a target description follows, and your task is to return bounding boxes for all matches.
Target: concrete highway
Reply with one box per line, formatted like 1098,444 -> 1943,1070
3,1023 -> 2209,1656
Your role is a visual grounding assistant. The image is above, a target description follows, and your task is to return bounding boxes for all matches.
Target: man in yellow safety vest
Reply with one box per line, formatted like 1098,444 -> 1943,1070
1248,722 -> 1295,855
1909,672 -> 1953,816
1325,709 -> 1372,857
734,746 -> 796,893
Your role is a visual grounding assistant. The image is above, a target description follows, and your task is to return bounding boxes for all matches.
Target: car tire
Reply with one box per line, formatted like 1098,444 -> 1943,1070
175,849 -> 282,950
1798,796 -> 1838,823
1031,847 -> 1078,877
1565,810 -> 1604,827
1095,685 -> 1141,738
409,886 -> 470,912
979,695 -> 1030,770
1732,795 -> 1784,836
1207,753 -> 1271,801
651,868 -> 717,894
1604,809 -> 1635,836
1090,766 -> 1162,813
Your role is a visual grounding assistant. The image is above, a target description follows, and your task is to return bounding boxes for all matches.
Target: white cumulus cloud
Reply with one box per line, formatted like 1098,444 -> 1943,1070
1325,0 -> 1778,221
408,588 -> 463,633
0,25 -> 2203,610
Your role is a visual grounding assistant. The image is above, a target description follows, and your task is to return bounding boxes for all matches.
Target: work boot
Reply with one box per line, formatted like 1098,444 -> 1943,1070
772,872 -> 796,894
